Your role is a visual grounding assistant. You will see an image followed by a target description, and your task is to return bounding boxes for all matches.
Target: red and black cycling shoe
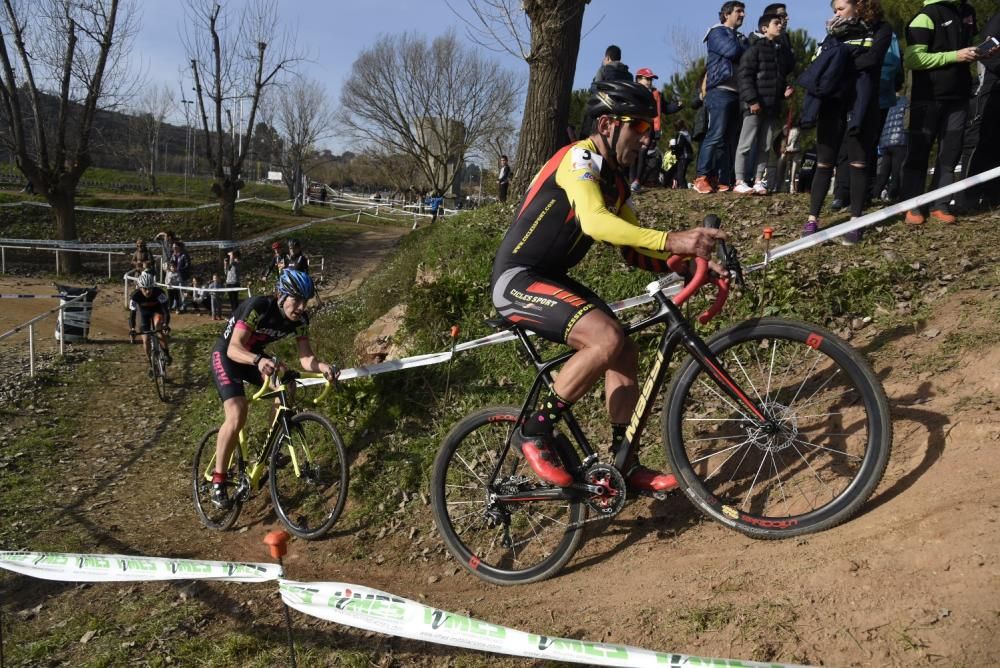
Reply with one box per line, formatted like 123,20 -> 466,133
625,465 -> 679,493
511,428 -> 574,487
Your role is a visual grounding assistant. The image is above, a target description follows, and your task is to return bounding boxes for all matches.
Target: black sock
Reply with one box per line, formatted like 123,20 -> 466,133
522,391 -> 571,437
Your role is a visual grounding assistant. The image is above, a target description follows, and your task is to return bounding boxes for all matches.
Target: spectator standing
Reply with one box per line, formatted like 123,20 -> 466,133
286,239 -> 309,273
223,248 -> 242,312
581,45 -> 632,136
261,241 -> 288,280
900,0 -> 984,225
191,277 -> 208,314
799,0 -> 892,244
693,2 -> 748,194
498,155 -> 512,203
873,94 -> 908,201
153,230 -> 176,277
428,193 -> 444,224
959,10 -> 1000,209
165,261 -> 181,312
672,121 -> 694,189
733,12 -> 794,195
207,273 -> 224,320
171,241 -> 192,310
130,239 -> 152,276
629,67 -> 682,192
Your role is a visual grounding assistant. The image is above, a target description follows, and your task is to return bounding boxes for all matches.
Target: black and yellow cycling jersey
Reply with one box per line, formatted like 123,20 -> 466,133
491,138 -> 669,283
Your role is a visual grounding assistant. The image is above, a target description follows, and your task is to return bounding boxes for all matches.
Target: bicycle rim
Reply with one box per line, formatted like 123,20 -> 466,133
665,318 -> 891,538
191,428 -> 244,530
430,407 -> 586,585
269,412 -> 349,540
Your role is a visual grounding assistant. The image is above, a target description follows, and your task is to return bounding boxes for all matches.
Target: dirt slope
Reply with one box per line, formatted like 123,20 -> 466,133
2,222 -> 1000,667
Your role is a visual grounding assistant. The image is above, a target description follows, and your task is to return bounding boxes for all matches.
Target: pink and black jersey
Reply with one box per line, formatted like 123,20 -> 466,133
214,296 -> 308,354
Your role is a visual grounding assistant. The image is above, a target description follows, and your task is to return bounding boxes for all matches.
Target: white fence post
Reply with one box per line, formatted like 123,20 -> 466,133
28,323 -> 35,377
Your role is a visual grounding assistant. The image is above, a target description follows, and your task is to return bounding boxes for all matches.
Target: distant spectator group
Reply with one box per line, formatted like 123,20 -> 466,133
565,0 -> 1000,244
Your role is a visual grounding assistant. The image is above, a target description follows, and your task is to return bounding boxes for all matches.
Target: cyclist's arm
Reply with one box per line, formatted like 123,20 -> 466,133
295,331 -> 335,379
556,148 -> 668,252
226,326 -> 261,366
158,292 -> 171,327
128,298 -> 137,330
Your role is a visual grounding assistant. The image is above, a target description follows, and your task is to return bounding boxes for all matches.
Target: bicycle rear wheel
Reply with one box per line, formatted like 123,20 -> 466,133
191,428 -> 244,530
269,411 -> 349,540
664,317 -> 891,539
430,407 -> 586,585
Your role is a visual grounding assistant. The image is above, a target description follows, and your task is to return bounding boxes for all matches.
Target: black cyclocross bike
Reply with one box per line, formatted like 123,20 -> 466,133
132,325 -> 170,402
192,361 -> 349,540
430,215 -> 892,585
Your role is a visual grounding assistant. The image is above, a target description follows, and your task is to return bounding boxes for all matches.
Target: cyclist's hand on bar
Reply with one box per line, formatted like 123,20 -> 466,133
318,362 -> 339,382
665,228 -> 729,276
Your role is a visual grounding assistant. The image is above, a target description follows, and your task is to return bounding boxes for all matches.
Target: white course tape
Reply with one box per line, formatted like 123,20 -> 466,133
0,551 -> 281,583
279,580 -> 811,668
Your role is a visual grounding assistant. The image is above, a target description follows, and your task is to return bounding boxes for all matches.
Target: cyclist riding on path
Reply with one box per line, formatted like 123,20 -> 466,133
129,272 -> 172,369
208,268 -> 338,509
491,79 -> 726,492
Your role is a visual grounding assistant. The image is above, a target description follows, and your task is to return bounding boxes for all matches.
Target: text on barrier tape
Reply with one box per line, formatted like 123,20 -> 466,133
0,551 -> 281,583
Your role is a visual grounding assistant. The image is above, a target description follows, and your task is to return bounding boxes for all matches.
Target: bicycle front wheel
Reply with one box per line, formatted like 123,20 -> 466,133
151,339 -> 168,402
191,428 -> 244,530
269,412 -> 349,540
430,407 -> 586,586
664,318 -> 891,539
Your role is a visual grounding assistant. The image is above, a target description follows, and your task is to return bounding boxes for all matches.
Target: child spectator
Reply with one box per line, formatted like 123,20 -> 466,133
223,248 -> 242,312
207,273 -> 224,320
191,277 -> 208,314
733,12 -> 794,194
165,261 -> 181,312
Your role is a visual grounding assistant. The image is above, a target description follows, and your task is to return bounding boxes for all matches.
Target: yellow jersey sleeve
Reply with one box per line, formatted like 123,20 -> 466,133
555,141 -> 668,252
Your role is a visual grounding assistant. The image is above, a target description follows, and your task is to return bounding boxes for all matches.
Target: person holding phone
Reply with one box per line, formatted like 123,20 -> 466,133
960,12 -> 1000,209
899,0 -> 986,226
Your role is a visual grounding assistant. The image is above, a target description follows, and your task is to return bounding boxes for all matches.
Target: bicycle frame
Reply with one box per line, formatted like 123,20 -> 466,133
200,371 -> 333,491
496,283 -> 771,503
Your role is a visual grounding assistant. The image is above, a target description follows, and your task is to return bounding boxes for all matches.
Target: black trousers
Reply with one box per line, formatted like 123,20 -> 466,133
874,145 -> 906,201
809,97 -> 880,218
900,99 -> 967,213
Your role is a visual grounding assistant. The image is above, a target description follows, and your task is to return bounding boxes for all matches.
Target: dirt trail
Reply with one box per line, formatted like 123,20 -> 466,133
3,229 -> 1000,666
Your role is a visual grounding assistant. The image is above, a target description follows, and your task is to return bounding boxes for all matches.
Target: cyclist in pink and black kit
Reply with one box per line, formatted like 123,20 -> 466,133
208,269 -> 337,509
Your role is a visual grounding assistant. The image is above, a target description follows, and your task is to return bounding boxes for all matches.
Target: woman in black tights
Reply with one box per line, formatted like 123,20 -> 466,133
802,0 -> 892,245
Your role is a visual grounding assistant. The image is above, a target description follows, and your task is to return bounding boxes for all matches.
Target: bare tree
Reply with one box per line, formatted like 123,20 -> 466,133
127,83 -> 174,192
667,26 -> 703,72
182,0 -> 301,239
339,30 -> 519,198
0,0 -> 138,272
273,78 -> 334,210
449,0 -> 588,195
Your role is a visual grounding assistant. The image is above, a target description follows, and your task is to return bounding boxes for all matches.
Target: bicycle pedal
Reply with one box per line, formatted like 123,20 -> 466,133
635,489 -> 670,501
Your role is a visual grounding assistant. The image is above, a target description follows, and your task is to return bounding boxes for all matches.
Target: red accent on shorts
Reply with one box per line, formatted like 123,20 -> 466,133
526,281 -> 586,307
507,314 -> 544,326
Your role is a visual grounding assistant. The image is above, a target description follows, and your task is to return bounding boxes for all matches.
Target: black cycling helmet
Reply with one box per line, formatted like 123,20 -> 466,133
276,269 -> 315,300
585,80 -> 657,123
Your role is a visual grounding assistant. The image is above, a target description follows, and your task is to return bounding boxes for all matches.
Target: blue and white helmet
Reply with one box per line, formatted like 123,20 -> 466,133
276,269 -> 314,300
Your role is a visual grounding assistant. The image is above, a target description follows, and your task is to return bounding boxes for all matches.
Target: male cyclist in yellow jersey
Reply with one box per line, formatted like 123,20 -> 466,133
491,80 -> 726,491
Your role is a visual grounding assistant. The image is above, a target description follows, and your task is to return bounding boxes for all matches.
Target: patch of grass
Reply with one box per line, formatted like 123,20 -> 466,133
677,602 -> 736,633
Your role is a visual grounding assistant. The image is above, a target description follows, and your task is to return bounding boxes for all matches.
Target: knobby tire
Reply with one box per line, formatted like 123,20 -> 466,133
191,428 -> 244,530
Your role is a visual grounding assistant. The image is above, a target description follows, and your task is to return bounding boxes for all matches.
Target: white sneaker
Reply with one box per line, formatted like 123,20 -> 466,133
752,180 -> 768,195
733,181 -> 754,195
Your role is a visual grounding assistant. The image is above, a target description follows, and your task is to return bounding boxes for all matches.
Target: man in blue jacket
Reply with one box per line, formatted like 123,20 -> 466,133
693,1 -> 748,194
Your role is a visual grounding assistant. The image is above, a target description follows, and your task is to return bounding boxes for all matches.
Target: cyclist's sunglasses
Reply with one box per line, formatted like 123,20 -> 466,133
616,116 -> 652,134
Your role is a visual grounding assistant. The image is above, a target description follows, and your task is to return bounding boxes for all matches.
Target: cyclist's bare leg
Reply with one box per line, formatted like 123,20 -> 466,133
559,310 -> 629,402
215,396 -> 248,476
604,337 -> 639,424
153,314 -> 169,355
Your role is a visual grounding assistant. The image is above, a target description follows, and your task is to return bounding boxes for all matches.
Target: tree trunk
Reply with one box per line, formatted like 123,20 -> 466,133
49,188 -> 82,274
214,178 -> 240,240
511,0 -> 586,195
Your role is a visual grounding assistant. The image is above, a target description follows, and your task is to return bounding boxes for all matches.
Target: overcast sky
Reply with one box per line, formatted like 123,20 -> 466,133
136,1 -> 832,153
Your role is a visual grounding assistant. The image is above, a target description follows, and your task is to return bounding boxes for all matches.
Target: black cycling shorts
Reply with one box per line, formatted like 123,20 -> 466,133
137,311 -> 165,333
210,347 -> 264,402
491,267 -> 615,344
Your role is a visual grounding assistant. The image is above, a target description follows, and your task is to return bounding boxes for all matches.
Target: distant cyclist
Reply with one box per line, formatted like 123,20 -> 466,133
491,79 -> 725,492
128,272 -> 172,369
208,269 -> 337,509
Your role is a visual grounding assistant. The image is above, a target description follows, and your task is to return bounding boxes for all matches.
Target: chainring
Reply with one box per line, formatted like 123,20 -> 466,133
583,463 -> 627,516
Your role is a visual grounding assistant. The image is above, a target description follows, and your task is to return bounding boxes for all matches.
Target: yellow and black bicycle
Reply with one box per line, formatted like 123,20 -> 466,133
192,364 -> 349,539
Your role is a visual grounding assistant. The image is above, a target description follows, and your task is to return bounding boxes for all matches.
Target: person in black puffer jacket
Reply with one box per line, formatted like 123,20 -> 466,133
733,12 -> 794,194
800,0 -> 892,245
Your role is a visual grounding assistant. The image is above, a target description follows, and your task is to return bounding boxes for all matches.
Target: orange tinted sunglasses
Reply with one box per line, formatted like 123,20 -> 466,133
617,116 -> 652,134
